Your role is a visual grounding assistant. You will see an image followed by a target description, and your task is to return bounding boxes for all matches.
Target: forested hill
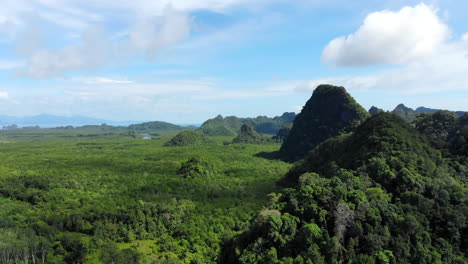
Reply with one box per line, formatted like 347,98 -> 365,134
197,112 -> 296,136
415,110 -> 468,157
223,112 -> 468,264
279,84 -> 369,161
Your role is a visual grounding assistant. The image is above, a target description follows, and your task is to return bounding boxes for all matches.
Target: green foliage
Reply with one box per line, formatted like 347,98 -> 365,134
392,104 -> 418,122
164,131 -> 214,146
199,124 -> 237,136
448,115 -> 468,157
119,131 -> 143,139
177,157 -> 216,178
272,124 -> 292,142
225,112 -> 467,264
0,128 -> 291,263
280,84 -> 370,161
369,106 -> 384,116
198,113 -> 296,136
232,124 -> 271,144
414,111 -> 468,158
414,110 -> 459,148
100,243 -> 141,264
127,121 -> 185,131
0,93 -> 466,264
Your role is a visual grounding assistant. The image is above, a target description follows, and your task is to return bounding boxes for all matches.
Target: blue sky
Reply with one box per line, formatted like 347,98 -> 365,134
0,0 -> 467,123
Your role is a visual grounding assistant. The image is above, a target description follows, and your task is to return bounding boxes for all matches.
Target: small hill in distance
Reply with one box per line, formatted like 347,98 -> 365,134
272,124 -> 292,142
128,121 -> 194,131
164,131 -> 214,147
369,105 -> 384,115
232,123 -> 270,144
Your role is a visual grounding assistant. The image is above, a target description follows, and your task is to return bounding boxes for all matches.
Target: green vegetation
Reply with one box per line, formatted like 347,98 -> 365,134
199,113 -> 295,136
127,121 -> 188,131
392,104 -> 418,122
415,111 -> 459,149
177,157 -> 217,178
368,106 -> 384,115
119,130 -> 143,139
164,131 -> 214,146
0,128 -> 290,263
414,111 -> 468,158
449,115 -> 468,156
0,85 -> 466,264
280,84 -> 369,161
232,124 -> 270,144
224,113 -> 467,263
272,124 -> 292,142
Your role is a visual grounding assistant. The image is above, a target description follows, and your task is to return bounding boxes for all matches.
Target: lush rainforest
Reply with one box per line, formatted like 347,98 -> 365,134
0,85 -> 467,264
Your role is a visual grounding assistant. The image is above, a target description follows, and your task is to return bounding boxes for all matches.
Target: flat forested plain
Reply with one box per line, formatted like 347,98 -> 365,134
0,129 -> 290,263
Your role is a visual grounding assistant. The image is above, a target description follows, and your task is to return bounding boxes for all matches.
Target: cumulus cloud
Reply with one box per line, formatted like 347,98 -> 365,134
295,33 -> 468,94
322,3 -> 449,66
15,7 -> 192,78
4,0 -> 245,78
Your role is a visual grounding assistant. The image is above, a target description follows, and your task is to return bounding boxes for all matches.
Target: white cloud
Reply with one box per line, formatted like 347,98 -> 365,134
322,3 -> 449,66
291,33 -> 468,95
0,0 -> 292,78
13,23 -> 112,78
0,60 -> 24,70
127,8 -> 191,60
71,77 -> 133,85
193,90 -> 285,100
0,91 -> 8,99
2,0 -> 255,78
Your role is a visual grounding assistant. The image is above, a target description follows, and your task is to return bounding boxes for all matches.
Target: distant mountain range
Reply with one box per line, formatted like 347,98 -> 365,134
0,114 -> 147,128
368,104 -> 466,122
198,112 -> 296,136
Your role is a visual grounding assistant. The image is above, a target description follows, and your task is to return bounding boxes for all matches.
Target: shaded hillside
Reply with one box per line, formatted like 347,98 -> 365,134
392,104 -> 417,122
232,123 -> 269,144
223,113 -> 467,264
449,114 -> 468,157
368,106 -> 384,115
414,111 -> 459,149
198,112 -> 296,136
164,131 -> 214,146
272,124 -> 292,142
415,111 -> 468,157
279,84 -> 369,161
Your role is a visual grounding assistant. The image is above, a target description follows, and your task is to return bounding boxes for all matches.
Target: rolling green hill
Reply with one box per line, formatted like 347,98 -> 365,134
232,124 -> 270,144
165,130 -> 215,146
